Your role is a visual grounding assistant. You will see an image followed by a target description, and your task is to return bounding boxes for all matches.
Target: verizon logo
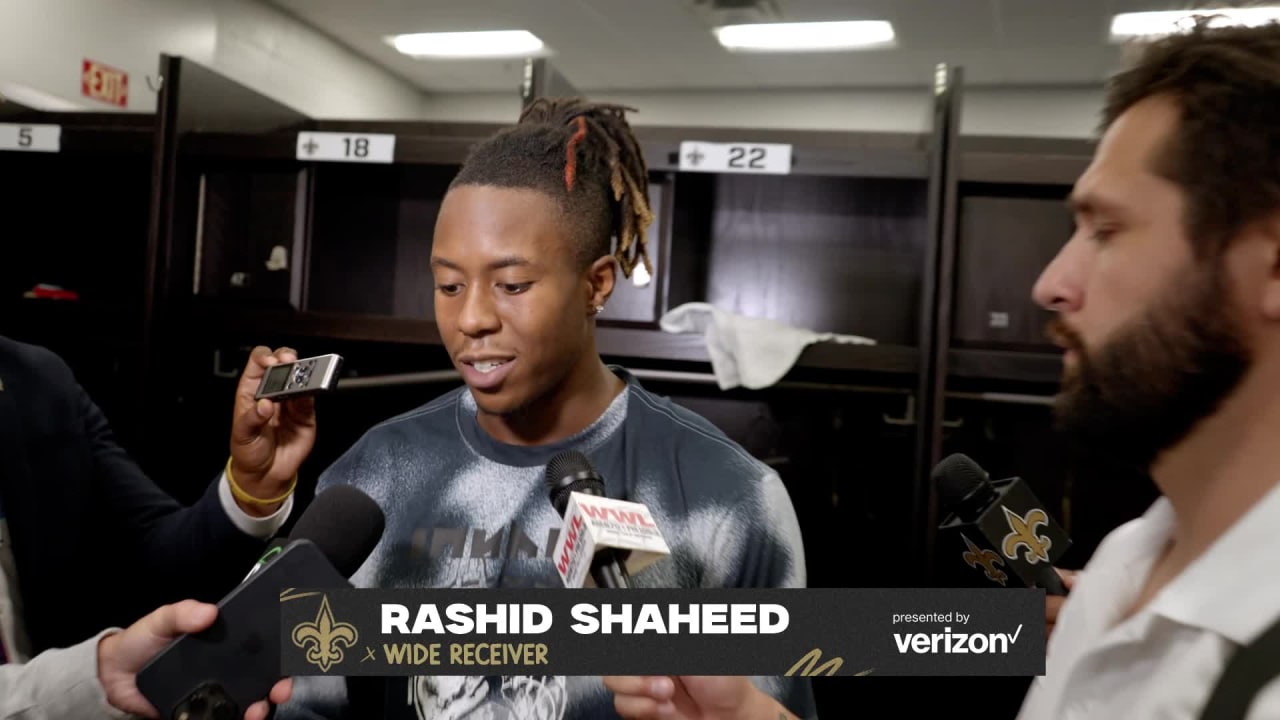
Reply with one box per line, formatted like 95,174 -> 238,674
894,625 -> 1023,654
581,504 -> 655,527
556,515 -> 584,576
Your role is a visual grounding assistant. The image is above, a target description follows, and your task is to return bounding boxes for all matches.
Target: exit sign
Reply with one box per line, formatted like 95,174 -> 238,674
82,59 -> 128,108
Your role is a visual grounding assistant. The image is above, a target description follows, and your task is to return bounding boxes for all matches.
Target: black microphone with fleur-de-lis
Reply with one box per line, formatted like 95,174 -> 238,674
135,485 -> 385,720
933,453 -> 1072,596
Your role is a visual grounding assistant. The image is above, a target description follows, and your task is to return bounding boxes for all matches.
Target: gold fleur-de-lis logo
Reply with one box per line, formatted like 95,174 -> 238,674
1001,506 -> 1052,564
291,594 -> 358,672
961,533 -> 1008,586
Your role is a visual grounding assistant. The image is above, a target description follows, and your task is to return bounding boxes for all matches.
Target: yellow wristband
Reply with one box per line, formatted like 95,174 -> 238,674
225,457 -> 297,507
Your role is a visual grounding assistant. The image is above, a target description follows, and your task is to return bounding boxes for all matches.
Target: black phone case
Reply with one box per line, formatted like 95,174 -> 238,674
135,540 -> 351,719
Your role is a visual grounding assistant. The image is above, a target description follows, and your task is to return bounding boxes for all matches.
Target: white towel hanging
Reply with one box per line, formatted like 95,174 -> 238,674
658,302 -> 876,390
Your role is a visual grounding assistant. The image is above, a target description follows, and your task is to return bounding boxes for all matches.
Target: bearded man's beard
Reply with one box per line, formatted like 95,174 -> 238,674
1049,261 -> 1251,473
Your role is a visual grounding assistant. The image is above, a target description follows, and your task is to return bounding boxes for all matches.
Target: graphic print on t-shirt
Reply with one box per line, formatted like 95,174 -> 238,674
408,675 -> 567,720
411,523 -> 563,589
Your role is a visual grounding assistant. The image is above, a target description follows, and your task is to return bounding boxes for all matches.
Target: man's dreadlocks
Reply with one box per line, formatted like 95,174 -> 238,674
449,97 -> 655,278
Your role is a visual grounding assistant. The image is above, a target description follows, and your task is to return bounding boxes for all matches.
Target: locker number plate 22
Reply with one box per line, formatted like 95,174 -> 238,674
296,132 -> 395,164
678,141 -> 791,175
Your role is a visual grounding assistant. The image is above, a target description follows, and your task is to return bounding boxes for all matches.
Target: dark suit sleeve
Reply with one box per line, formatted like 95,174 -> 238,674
79,381 -> 267,603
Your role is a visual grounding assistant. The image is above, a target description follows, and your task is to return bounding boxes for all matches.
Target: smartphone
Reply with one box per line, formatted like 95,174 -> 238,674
254,353 -> 343,401
135,540 -> 351,720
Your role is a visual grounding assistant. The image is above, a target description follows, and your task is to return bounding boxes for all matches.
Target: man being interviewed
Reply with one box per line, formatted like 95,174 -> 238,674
277,99 -> 814,720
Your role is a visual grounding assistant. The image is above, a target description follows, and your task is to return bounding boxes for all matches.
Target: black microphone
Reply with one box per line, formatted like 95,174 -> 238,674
933,453 -> 1071,596
276,484 -> 385,577
545,450 -> 631,589
136,485 -> 386,720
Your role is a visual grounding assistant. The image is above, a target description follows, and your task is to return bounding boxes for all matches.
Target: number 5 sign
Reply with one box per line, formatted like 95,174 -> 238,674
0,124 -> 60,153
678,141 -> 792,175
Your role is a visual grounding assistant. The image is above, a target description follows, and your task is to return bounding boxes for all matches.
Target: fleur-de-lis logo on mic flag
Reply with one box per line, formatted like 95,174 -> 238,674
962,533 -> 1008,586
1001,506 -> 1053,564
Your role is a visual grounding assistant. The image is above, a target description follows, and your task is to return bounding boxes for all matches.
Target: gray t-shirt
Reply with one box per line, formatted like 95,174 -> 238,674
280,366 -> 815,720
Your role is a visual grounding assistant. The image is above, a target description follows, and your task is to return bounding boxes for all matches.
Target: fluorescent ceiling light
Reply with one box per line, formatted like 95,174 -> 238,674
386,30 -> 547,59
1110,7 -> 1280,41
714,20 -> 895,52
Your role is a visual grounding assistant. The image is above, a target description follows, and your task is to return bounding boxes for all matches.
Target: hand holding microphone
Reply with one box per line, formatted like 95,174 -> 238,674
543,454 -> 793,720
933,453 -> 1073,595
1045,568 -> 1079,641
933,453 -> 1076,647
135,484 -> 385,720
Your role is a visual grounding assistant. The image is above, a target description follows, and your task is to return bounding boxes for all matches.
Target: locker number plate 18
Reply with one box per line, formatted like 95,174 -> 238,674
0,124 -> 61,153
678,141 -> 791,175
296,132 -> 395,164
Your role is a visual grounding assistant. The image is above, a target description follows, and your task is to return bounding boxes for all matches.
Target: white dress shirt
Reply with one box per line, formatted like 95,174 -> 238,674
0,628 -> 133,720
0,471 -> 291,665
1017,480 -> 1280,719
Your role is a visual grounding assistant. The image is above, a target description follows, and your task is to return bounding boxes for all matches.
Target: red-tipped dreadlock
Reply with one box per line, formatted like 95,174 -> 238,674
449,97 -> 655,279
564,115 -> 587,191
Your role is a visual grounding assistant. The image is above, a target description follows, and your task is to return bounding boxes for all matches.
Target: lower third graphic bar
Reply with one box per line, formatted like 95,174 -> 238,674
280,588 -> 1046,677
